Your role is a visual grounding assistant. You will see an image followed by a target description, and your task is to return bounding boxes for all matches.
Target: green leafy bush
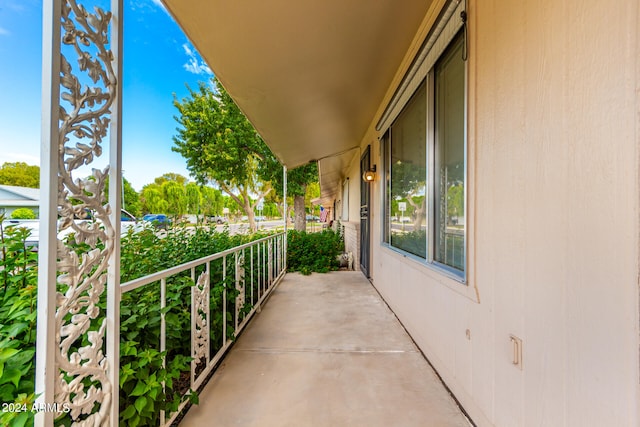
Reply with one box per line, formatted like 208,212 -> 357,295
117,225 -> 272,426
287,229 -> 344,275
0,219 -> 38,427
390,230 -> 427,258
0,221 -> 273,427
10,208 -> 36,220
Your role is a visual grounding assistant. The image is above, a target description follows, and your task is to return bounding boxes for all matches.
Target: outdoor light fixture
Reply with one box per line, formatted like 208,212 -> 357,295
362,165 -> 377,182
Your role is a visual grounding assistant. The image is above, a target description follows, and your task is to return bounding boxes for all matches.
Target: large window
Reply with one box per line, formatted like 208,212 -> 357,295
383,30 -> 466,278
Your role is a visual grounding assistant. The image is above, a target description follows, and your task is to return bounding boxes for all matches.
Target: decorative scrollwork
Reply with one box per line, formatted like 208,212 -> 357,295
192,271 -> 210,366
235,252 -> 245,320
54,0 -> 116,424
267,241 -> 273,286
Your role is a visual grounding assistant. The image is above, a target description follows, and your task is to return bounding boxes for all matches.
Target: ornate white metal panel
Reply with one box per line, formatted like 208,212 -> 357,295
37,0 -> 122,425
235,251 -> 245,331
268,240 -> 273,285
192,270 -> 210,367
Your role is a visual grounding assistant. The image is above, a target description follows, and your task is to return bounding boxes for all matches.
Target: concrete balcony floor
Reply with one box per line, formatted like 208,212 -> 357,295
180,271 -> 471,427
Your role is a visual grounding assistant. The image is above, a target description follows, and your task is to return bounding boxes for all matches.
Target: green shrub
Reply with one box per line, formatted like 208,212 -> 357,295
10,208 -> 36,220
0,219 -> 38,427
0,221 -> 273,427
117,225 -> 272,426
390,230 -> 427,258
287,229 -> 344,275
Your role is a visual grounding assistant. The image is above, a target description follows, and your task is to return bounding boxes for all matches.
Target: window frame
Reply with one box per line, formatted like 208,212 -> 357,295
381,26 -> 468,283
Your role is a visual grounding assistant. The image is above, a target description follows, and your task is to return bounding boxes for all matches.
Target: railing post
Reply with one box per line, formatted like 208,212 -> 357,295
283,165 -> 287,270
190,267 -> 196,387
250,246 -> 254,306
235,251 -> 245,335
268,240 -> 273,287
37,0 -> 122,425
160,277 -> 167,427
107,1 -> 124,425
222,256 -> 227,346
35,1 -> 62,424
256,242 -> 262,313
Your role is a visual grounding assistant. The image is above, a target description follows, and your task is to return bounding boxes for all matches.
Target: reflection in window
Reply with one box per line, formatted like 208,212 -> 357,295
383,31 -> 466,277
434,34 -> 465,271
389,82 -> 427,258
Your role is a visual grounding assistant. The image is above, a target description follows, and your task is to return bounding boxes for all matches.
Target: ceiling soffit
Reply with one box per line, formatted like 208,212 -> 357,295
163,0 -> 434,173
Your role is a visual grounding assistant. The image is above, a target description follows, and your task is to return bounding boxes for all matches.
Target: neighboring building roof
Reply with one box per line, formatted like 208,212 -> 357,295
0,185 -> 40,206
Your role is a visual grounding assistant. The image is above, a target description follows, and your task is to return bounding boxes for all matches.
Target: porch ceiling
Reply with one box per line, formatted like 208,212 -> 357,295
317,148 -> 358,206
163,0 -> 433,176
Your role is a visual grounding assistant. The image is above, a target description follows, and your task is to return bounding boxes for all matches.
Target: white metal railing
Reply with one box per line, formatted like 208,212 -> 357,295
37,1 -> 290,424
120,232 -> 286,426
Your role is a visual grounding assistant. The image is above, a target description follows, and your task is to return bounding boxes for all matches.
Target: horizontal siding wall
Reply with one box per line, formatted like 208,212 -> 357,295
342,221 -> 360,272
360,0 -> 640,426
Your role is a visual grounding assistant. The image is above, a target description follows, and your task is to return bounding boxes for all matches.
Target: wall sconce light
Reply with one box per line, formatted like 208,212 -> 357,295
362,165 -> 377,182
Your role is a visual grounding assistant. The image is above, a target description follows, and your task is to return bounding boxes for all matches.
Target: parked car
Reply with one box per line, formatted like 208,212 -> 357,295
306,214 -> 320,221
207,215 -> 228,224
58,208 -> 142,240
142,214 -> 172,229
3,208 -> 141,249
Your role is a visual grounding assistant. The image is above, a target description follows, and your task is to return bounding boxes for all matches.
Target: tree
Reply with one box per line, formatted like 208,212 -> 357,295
140,185 -> 168,214
0,162 -> 40,188
185,182 -> 202,215
162,181 -> 187,218
140,173 -> 190,216
172,78 -> 275,232
305,181 -> 320,213
265,161 -> 318,231
154,173 -> 188,187
200,186 -> 224,217
263,202 -> 278,218
104,176 -> 141,216
290,164 -> 319,231
391,162 -> 427,229
447,183 -> 464,222
263,185 -> 292,223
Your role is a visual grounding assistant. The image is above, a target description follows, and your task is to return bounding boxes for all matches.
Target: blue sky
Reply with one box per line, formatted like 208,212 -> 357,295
0,0 -> 213,190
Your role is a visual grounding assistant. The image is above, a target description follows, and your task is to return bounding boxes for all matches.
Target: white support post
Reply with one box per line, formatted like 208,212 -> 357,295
37,1 -> 123,424
205,262 -> 211,365
35,1 -> 62,425
160,277 -> 167,427
107,1 -> 123,425
283,165 -> 287,270
190,267 -> 196,386
256,243 -> 261,313
222,256 -> 227,346
234,251 -> 239,334
268,241 -> 273,286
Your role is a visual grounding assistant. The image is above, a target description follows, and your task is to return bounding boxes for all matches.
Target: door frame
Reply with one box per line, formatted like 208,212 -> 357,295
360,145 -> 371,277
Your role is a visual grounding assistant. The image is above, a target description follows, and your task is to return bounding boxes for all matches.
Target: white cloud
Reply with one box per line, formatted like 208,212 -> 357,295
150,0 -> 169,14
130,0 -> 169,16
0,27 -> 10,36
1,152 -> 40,165
182,44 -> 213,76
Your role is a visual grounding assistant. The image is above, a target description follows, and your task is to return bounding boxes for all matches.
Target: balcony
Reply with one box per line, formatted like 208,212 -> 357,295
179,271 -> 471,427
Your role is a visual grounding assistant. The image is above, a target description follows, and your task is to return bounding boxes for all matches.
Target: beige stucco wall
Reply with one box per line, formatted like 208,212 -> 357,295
354,1 -> 640,426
